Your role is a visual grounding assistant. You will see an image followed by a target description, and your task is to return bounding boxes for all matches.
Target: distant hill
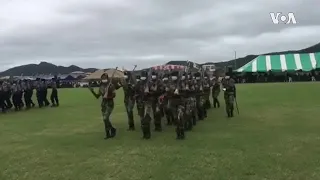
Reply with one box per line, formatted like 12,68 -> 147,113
0,62 -> 98,76
1,43 -> 320,76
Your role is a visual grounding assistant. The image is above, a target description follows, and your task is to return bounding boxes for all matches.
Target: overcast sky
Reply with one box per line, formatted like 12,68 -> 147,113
0,0 -> 319,71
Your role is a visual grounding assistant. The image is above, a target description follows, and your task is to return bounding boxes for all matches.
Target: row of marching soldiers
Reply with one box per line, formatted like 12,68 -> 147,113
0,78 -> 59,113
89,66 -> 237,140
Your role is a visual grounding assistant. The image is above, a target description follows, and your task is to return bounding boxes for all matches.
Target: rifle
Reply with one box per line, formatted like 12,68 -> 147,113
103,67 -> 118,99
128,65 -> 137,85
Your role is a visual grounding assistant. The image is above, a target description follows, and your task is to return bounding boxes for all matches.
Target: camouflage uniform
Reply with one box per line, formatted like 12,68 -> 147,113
168,71 -> 186,139
203,76 -> 211,110
195,72 -> 205,120
212,77 -> 220,108
149,72 -> 162,132
122,71 -> 136,130
89,73 -> 121,139
185,72 -> 197,130
222,77 -> 236,117
3,82 -> 12,109
134,75 -> 145,127
140,70 -> 152,139
159,74 -> 173,125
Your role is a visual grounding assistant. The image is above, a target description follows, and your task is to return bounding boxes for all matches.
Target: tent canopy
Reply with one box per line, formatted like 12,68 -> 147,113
83,69 -> 124,80
236,52 -> 320,73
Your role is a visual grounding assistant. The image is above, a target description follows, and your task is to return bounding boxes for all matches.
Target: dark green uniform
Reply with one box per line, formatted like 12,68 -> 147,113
123,71 -> 136,130
212,77 -> 220,108
89,74 -> 121,139
222,77 -> 236,117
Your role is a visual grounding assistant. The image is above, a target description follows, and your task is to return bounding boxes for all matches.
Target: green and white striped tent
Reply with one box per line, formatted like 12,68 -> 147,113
236,52 -> 320,72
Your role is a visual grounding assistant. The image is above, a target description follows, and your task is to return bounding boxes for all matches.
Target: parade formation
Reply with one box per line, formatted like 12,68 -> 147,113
89,64 -> 238,140
0,78 -> 59,113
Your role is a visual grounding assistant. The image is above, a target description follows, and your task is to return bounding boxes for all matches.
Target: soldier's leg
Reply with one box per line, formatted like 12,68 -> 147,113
215,97 -> 220,108
24,92 -> 30,109
102,101 -> 115,139
5,93 -> 13,109
126,100 -> 135,130
136,100 -> 144,127
54,91 -> 59,106
176,105 -> 185,140
50,92 -> 56,106
152,102 -> 162,131
12,94 -> 19,111
229,96 -> 235,117
142,103 -> 152,139
29,91 -> 35,107
225,98 -> 231,117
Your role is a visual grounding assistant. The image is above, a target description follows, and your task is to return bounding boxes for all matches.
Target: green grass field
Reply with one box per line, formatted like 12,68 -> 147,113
1,83 -> 320,180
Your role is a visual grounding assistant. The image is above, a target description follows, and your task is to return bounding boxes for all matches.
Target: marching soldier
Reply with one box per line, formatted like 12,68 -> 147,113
140,70 -> 152,139
170,71 -> 186,139
42,79 -> 50,106
195,72 -> 205,120
0,82 -> 6,113
122,71 -> 136,130
11,82 -> 21,111
36,78 -> 43,108
134,75 -> 145,127
88,73 -> 121,139
50,79 -> 59,107
212,77 -> 220,108
150,72 -> 162,132
203,74 -> 211,110
222,75 -> 236,117
185,72 -> 197,130
160,73 -> 172,125
3,82 -> 12,110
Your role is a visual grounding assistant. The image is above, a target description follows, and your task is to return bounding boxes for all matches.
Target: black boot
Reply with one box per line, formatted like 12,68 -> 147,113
176,128 -> 181,139
192,115 -> 197,125
104,129 -> 111,139
154,125 -> 162,132
230,108 -> 234,117
180,129 -> 185,139
110,127 -> 116,137
127,125 -> 135,131
142,126 -> 151,139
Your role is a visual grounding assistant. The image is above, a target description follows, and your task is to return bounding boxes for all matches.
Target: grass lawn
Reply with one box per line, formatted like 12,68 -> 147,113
1,83 -> 320,180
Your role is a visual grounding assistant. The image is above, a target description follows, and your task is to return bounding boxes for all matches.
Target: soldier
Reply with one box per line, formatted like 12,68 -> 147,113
185,72 -> 196,130
122,71 -> 136,130
195,72 -> 205,120
212,77 -> 221,108
134,74 -> 145,127
11,82 -> 21,111
88,73 -> 121,139
3,82 -> 13,110
41,79 -> 50,106
17,80 -> 24,109
0,82 -> 6,113
160,73 -> 173,125
149,71 -> 162,132
140,70 -> 152,139
36,78 -> 44,108
203,74 -> 211,110
222,75 -> 236,117
169,71 -> 186,139
50,78 -> 59,107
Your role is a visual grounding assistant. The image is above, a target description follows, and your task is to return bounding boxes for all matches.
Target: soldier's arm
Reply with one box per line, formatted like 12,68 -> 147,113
90,88 -> 101,99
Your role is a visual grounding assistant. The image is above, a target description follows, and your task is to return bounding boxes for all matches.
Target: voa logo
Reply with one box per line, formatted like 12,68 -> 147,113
270,12 -> 297,24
